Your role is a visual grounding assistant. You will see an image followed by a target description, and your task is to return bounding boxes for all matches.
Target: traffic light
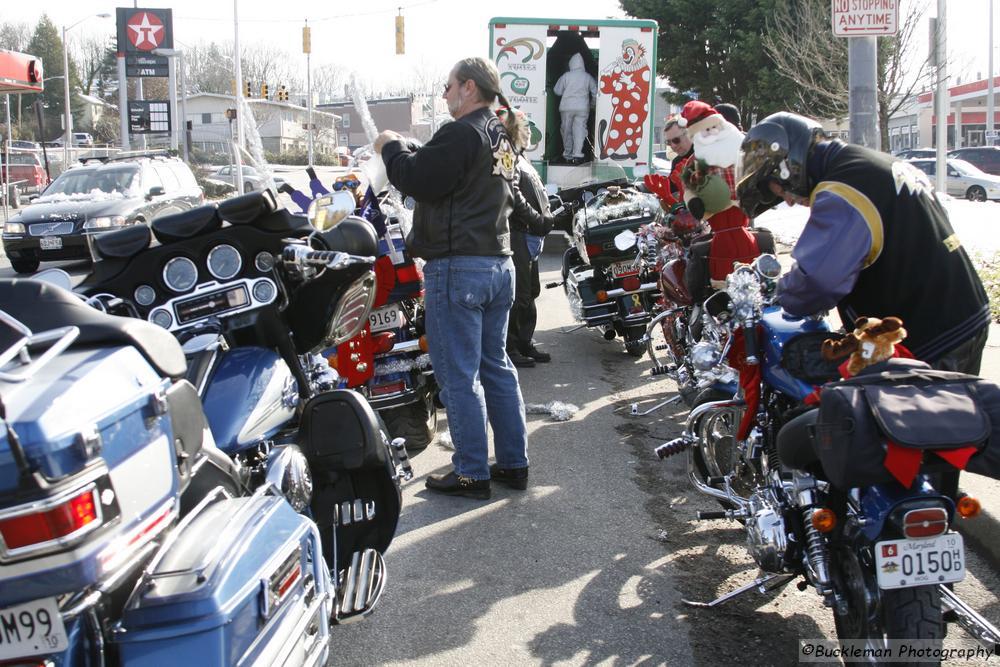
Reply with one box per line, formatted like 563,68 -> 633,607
244,81 -> 251,97
395,14 -> 404,55
277,86 -> 288,102
261,83 -> 269,99
302,25 -> 311,54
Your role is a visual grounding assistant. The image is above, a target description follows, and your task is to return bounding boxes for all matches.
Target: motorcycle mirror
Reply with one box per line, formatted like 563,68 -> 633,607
30,268 -> 73,291
754,254 -> 782,280
614,229 -> 637,251
307,191 -> 357,232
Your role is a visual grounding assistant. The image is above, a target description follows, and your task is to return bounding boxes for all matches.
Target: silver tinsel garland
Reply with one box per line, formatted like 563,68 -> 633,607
374,353 -> 432,375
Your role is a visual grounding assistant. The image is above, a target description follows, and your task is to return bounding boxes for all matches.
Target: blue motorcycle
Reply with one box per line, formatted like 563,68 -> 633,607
654,256 -> 1000,659
0,190 -> 408,665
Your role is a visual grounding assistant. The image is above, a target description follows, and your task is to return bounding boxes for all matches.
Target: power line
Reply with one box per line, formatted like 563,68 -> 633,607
176,0 -> 438,25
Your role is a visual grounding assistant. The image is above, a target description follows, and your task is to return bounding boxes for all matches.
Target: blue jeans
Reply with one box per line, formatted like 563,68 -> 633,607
423,255 -> 529,480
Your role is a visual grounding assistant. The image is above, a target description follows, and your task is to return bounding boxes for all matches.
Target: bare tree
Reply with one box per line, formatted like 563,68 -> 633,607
0,21 -> 31,52
763,0 -> 934,148
311,63 -> 347,103
763,0 -> 849,120
72,34 -> 109,96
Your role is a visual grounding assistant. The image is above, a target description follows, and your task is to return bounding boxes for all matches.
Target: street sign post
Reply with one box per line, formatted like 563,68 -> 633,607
831,0 -> 899,37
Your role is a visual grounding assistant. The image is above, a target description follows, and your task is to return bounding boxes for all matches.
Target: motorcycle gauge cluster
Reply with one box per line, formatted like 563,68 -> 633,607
207,244 -> 242,280
134,284 -> 156,306
163,256 -> 199,293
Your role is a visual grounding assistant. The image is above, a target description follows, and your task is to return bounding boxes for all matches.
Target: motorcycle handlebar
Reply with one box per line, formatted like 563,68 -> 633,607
743,320 -> 759,365
281,245 -> 375,270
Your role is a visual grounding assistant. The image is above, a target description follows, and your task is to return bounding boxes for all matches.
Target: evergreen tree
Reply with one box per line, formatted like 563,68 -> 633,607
24,14 -> 85,141
619,0 -> 801,124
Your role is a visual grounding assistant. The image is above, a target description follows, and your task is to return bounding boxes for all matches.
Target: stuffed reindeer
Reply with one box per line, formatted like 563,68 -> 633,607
822,316 -> 908,376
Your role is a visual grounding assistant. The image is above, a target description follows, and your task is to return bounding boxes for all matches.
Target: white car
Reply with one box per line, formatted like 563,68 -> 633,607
209,165 -> 286,192
907,158 -> 1000,202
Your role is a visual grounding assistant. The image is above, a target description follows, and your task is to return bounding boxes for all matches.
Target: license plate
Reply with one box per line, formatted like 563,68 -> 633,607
0,597 -> 68,660
369,305 -> 406,333
39,236 -> 62,250
874,533 -> 966,590
610,260 -> 639,278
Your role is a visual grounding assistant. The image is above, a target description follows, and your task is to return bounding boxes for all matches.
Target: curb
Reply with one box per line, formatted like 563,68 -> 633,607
955,473 -> 1000,570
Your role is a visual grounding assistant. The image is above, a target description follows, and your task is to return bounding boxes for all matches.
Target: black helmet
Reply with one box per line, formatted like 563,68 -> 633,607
735,112 -> 825,217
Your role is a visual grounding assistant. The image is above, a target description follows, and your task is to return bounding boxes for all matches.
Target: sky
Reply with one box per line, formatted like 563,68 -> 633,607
4,0 -> 996,91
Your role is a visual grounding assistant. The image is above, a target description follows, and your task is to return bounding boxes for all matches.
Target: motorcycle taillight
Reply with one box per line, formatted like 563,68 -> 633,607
585,243 -> 603,258
0,487 -> 100,551
902,507 -> 949,539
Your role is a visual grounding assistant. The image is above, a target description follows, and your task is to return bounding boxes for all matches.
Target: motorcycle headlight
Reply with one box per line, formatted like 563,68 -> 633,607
690,341 -> 723,371
84,215 -> 127,230
3,222 -> 25,234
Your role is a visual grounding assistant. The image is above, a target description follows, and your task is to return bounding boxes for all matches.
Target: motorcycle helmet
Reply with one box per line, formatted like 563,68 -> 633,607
735,112 -> 825,217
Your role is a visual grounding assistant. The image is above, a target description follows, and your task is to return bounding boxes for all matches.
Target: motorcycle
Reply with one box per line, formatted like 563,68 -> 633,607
653,256 -> 1000,660
0,190 -> 409,665
548,163 -> 662,357
282,173 -> 439,451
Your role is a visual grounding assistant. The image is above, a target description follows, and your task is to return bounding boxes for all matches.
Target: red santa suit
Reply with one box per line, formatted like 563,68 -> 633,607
598,39 -> 651,160
679,101 -> 759,285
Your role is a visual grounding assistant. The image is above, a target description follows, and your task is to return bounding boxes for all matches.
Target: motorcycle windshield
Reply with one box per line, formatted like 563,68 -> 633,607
551,161 -> 629,191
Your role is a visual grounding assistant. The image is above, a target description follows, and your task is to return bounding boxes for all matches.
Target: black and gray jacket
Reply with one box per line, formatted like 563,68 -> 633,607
382,107 -> 518,260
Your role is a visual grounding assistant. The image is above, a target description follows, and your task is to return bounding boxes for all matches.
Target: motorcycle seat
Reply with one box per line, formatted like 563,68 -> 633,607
0,279 -> 187,379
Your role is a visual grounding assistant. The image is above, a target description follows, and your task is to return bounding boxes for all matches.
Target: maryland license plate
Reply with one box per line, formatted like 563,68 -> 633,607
874,533 -> 966,590
0,597 -> 68,660
610,260 -> 639,278
39,236 -> 62,250
369,305 -> 406,333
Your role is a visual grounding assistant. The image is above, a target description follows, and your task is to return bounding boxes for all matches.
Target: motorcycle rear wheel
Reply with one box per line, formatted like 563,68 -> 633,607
382,389 -> 438,452
833,546 -> 945,666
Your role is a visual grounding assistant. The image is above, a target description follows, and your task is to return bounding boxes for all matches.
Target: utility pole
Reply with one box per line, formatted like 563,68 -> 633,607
304,21 -> 313,168
848,37 -> 879,150
935,0 -> 948,193
233,0 -> 244,195
989,0 -> 996,146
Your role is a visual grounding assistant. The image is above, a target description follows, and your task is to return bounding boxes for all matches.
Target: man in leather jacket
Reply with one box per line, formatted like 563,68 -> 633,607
374,57 -> 532,499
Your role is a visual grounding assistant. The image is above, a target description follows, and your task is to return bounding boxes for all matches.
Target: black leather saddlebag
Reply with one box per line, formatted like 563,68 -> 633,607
813,358 -> 1000,488
298,389 -> 386,471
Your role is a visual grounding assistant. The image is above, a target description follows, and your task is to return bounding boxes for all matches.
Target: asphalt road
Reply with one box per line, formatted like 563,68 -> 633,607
2,183 -> 997,665
327,242 -> 1000,667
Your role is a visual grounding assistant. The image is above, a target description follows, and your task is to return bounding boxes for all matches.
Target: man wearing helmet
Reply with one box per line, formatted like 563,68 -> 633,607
735,112 -> 990,377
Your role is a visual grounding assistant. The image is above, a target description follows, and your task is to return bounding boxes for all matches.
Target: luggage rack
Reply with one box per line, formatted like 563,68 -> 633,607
78,150 -> 174,165
0,309 -> 79,383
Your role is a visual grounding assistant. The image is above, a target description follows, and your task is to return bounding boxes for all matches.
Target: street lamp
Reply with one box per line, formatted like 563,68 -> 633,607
62,13 -> 110,165
152,48 -> 189,161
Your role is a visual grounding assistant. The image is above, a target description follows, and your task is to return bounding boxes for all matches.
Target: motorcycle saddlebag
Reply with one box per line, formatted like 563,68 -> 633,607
298,389 -> 386,471
813,359 -> 999,489
114,493 -> 329,666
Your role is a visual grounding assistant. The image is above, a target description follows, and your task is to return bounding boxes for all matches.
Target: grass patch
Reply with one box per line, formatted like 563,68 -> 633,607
973,251 -> 1000,323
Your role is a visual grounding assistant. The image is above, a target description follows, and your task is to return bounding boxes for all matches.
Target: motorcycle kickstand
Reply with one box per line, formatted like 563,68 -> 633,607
559,324 -> 588,333
682,572 -> 796,608
625,395 -> 682,416
938,583 -> 1000,650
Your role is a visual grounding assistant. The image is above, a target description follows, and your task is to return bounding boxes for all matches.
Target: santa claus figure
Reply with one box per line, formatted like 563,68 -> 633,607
678,100 -> 760,286
598,38 -> 651,160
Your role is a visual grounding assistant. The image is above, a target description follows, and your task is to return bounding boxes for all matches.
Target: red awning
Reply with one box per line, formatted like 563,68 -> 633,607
0,49 -> 43,94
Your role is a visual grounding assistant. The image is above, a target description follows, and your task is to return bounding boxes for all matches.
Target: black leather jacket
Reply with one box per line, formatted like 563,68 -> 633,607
510,156 -> 552,237
382,107 -> 516,260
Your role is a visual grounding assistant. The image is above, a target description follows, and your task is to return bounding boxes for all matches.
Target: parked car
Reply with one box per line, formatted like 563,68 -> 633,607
2,153 -> 203,274
651,149 -> 671,176
0,149 -> 50,195
896,147 -> 937,159
907,157 -> 1000,202
9,139 -> 42,152
50,132 -> 95,147
947,146 -> 1000,176
209,164 -> 286,192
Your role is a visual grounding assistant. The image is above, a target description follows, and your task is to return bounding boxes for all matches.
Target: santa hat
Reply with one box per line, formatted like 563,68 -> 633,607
678,100 -> 721,137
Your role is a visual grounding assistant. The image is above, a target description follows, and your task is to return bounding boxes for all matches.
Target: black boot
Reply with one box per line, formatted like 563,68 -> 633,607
508,350 -> 536,368
489,464 -> 529,490
524,346 -> 551,363
425,471 -> 491,499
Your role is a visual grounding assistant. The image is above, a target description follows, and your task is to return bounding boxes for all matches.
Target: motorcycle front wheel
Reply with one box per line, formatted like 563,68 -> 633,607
691,389 -> 753,510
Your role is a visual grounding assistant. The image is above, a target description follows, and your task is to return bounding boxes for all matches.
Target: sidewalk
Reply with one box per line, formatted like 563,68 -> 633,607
957,321 -> 1000,568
